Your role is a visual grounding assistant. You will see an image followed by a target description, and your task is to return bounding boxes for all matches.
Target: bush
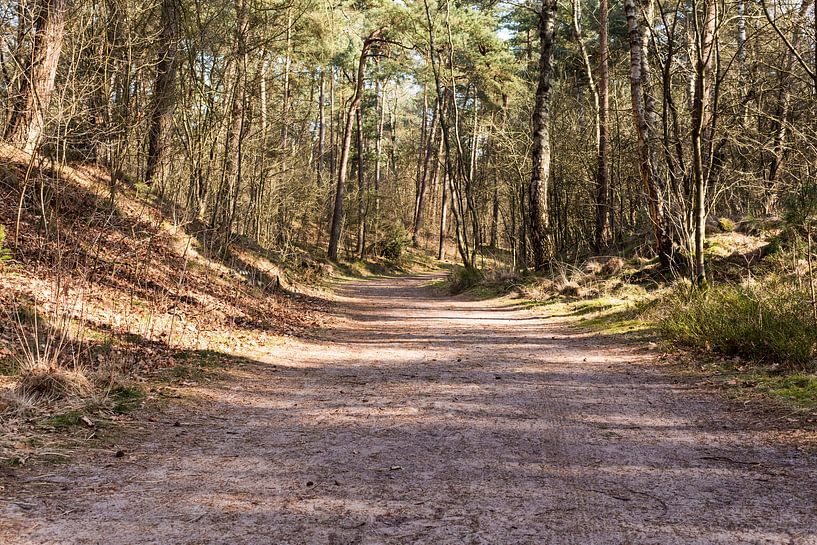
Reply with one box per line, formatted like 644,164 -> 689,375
717,217 -> 737,232
448,266 -> 483,294
657,281 -> 817,368
601,257 -> 625,276
381,223 -> 410,261
558,281 -> 584,298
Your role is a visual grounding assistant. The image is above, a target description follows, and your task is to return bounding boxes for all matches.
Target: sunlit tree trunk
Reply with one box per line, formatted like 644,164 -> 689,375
691,0 -> 717,283
624,0 -> 674,269
211,0 -> 248,253
145,0 -> 180,187
413,97 -> 440,246
355,105 -> 366,257
596,0 -> 610,251
328,31 -> 381,261
528,0 -> 557,270
4,0 -> 68,153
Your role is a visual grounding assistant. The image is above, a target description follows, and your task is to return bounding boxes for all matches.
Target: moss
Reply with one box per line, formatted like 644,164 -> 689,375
43,410 -> 86,429
718,218 -> 737,232
110,385 -> 145,414
755,374 -> 817,409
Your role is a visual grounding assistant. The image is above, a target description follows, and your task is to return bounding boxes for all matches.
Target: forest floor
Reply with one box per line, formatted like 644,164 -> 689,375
2,273 -> 817,544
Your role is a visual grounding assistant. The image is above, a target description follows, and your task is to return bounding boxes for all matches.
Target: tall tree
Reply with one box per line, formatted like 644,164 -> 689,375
595,0 -> 610,251
211,0 -> 249,252
328,29 -> 383,261
4,0 -> 68,153
529,0 -> 557,270
624,0 -> 674,269
691,0 -> 718,283
145,0 -> 181,187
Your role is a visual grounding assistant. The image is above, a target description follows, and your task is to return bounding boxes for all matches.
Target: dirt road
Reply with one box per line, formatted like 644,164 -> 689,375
3,274 -> 817,544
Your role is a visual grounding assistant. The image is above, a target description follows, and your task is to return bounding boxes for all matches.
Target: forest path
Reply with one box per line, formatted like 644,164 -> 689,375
3,273 -> 817,544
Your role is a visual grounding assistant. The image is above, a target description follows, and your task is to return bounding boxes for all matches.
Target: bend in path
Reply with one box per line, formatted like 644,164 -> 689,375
2,274 -> 817,544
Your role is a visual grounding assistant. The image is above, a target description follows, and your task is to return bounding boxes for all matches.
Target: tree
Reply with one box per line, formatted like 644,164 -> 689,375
624,0 -> 674,269
690,0 -> 718,283
145,0 -> 181,187
4,0 -> 68,153
529,0 -> 557,271
328,29 -> 384,261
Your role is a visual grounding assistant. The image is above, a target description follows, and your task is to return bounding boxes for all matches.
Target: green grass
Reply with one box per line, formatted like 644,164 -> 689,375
0,224 -> 12,264
110,386 -> 145,414
517,294 -> 652,336
43,410 -> 86,429
159,350 -> 227,383
580,313 -> 650,335
756,374 -> 817,409
703,365 -> 817,411
656,281 -> 817,368
0,355 -> 18,376
447,266 -> 484,294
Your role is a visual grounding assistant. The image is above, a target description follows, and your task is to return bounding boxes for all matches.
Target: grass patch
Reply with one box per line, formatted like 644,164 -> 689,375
110,385 -> 145,414
700,362 -> 817,411
756,373 -> 817,409
580,312 -> 650,335
655,281 -> 817,368
159,350 -> 227,383
0,356 -> 18,376
42,410 -> 86,430
160,364 -> 208,383
447,266 -> 484,294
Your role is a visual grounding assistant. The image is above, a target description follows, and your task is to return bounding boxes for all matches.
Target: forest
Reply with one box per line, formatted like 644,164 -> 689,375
0,0 -> 815,274
1,0 -> 817,542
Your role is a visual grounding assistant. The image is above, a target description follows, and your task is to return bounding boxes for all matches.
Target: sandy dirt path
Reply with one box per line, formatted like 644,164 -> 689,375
2,274 -> 817,544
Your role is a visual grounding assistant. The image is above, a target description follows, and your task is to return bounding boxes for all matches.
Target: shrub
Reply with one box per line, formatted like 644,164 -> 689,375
656,281 -> 817,368
717,217 -> 737,232
381,223 -> 410,261
448,266 -> 483,294
584,260 -> 603,276
558,281 -> 584,298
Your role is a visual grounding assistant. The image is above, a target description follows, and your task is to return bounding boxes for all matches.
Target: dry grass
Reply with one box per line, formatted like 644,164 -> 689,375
15,365 -> 91,402
601,257 -> 625,276
557,281 -> 585,298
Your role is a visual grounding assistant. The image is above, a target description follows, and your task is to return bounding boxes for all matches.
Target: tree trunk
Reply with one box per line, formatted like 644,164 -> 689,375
438,168 -> 449,260
145,0 -> 180,187
415,86 -> 428,224
691,0 -> 717,284
373,79 -> 385,246
624,0 -> 674,269
528,0 -> 557,270
211,0 -> 248,253
595,0 -> 610,252
413,96 -> 440,246
328,31 -> 381,261
4,0 -> 68,153
355,105 -> 366,257
317,68 -> 326,187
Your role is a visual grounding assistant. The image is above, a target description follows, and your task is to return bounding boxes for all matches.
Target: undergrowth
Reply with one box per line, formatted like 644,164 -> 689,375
654,281 -> 817,369
448,266 -> 484,294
